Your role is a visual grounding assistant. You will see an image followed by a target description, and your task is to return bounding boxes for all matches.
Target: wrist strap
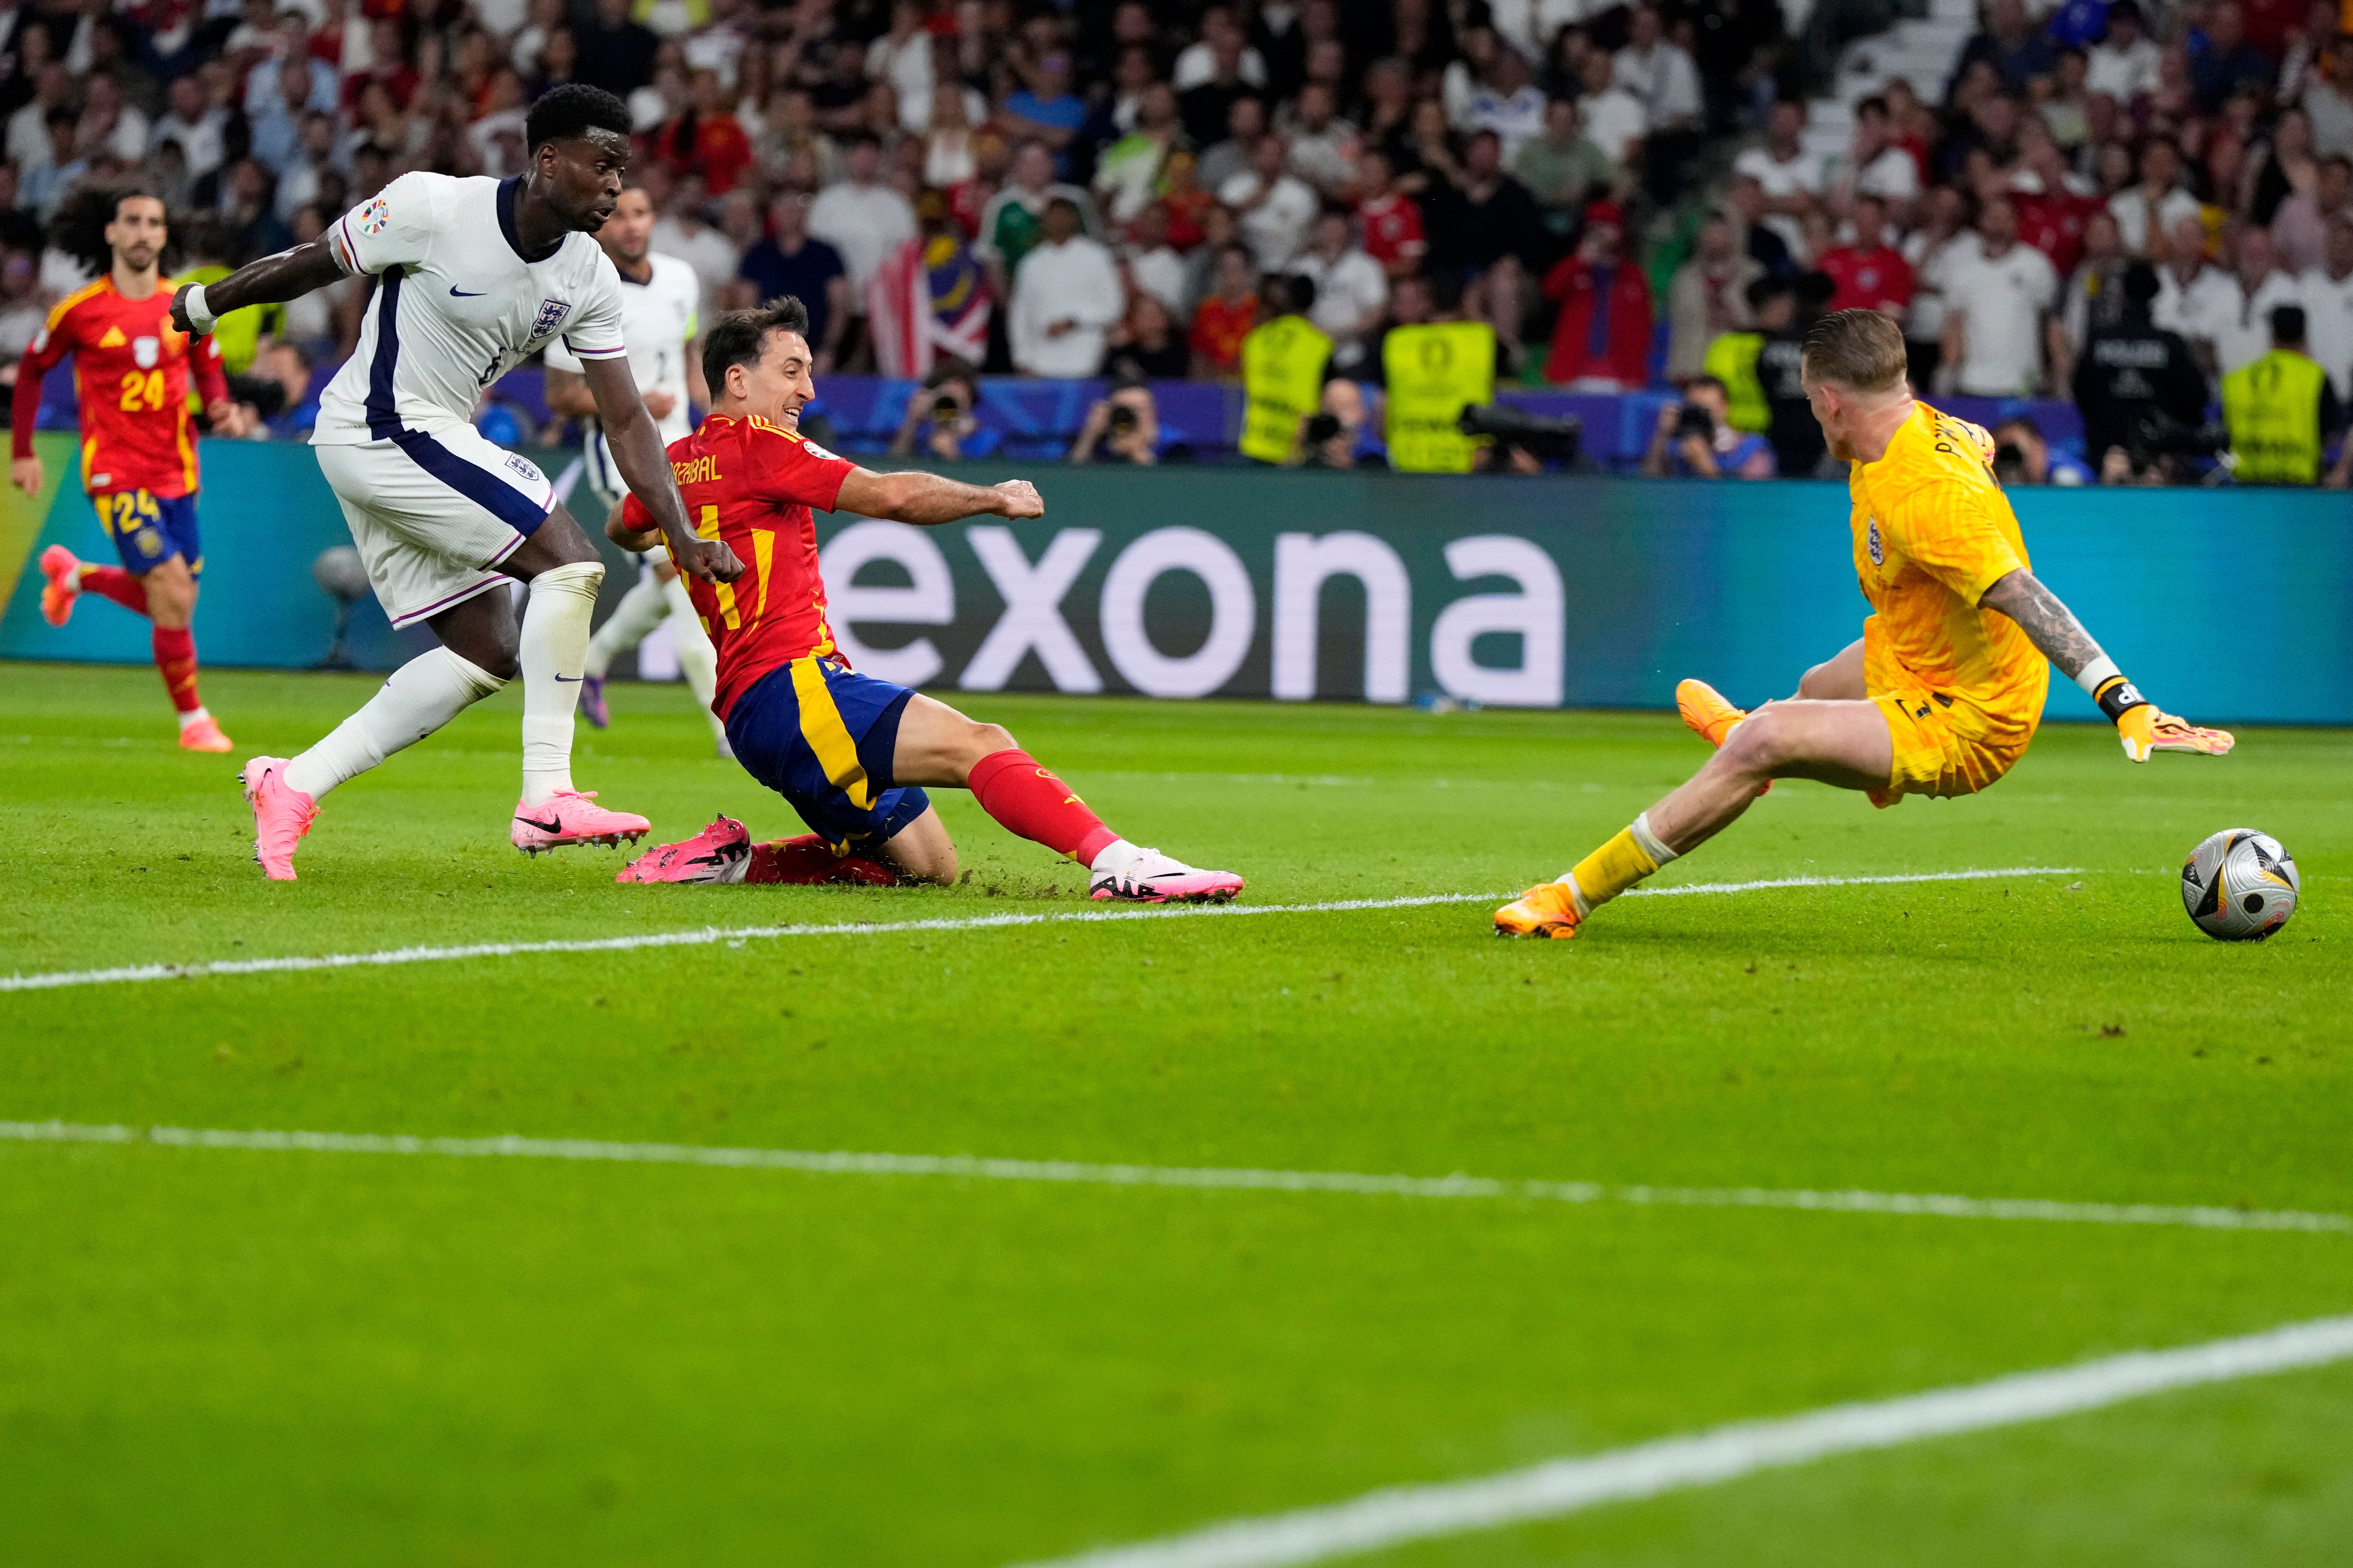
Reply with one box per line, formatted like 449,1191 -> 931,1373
182,282 -> 218,335
2092,674 -> 2147,724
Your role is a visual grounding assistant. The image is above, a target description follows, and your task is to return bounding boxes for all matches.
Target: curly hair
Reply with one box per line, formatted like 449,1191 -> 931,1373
47,184 -> 170,277
524,83 -> 631,155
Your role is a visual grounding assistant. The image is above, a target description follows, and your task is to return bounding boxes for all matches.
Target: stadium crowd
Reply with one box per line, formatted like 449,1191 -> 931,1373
0,0 -> 2346,483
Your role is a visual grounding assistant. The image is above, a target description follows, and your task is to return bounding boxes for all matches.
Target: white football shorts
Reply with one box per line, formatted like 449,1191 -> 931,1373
314,423 -> 557,628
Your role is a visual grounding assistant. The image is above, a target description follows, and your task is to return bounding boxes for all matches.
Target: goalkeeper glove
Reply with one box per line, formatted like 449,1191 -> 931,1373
2091,673 -> 2234,761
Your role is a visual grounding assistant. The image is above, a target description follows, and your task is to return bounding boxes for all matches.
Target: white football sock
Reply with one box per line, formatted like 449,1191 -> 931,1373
583,566 -> 666,679
177,705 -> 210,732
1089,838 -> 1144,878
660,571 -> 727,742
519,560 -> 603,807
283,647 -> 505,800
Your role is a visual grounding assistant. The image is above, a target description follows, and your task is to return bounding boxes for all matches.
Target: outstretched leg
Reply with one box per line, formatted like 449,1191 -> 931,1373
254,593 -> 516,880
892,694 -> 1243,903
1497,698 -> 1894,938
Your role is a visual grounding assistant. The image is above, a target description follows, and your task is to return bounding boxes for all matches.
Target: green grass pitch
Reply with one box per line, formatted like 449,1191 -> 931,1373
3,662 -> 2350,1566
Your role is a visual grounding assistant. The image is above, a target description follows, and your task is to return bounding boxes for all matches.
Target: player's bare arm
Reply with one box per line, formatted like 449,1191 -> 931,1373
1980,567 -> 2232,761
168,239 -> 345,336
835,469 -> 1045,526
1978,569 -> 2103,677
580,353 -> 740,584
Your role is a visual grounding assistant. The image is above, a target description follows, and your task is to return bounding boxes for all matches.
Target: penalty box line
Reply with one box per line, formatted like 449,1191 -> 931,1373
0,866 -> 2080,995
1005,1312 -> 2353,1568
2,1118 -> 2343,1238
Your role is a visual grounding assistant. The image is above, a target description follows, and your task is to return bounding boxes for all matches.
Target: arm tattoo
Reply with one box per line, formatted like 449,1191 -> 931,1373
1980,569 -> 2105,678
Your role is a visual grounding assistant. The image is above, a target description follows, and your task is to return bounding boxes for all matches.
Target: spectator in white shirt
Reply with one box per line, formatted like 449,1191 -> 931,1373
1122,200 -> 1190,321
77,75 -> 148,165
1732,99 -> 1825,258
1461,40 -> 1548,162
1613,6 -> 1702,133
7,62 -> 74,172
866,1 -> 937,132
1172,5 -> 1266,91
1220,133 -> 1319,272
150,74 -> 227,181
653,182 -> 745,320
1289,209 -> 1388,349
1010,197 -> 1124,378
1833,94 -> 1922,223
808,132 -> 917,290
2305,40 -> 2353,163
2153,214 -> 2240,374
2272,152 -> 2351,273
2212,225 -> 2311,377
1283,81 -> 1360,198
2302,213 -> 2353,396
1940,194 -> 2061,396
1490,0 -> 1585,64
2107,135 -> 2202,256
1576,50 -> 1649,167
2086,0 -> 2162,104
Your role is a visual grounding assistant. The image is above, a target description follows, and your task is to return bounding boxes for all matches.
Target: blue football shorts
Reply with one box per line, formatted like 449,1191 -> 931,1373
724,655 -> 932,851
94,488 -> 201,577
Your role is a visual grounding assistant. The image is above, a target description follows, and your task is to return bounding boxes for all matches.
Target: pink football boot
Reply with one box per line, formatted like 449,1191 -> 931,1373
616,815 -> 752,883
511,791 -> 651,854
1089,848 -> 1244,905
241,756 -> 318,881
38,545 -> 80,627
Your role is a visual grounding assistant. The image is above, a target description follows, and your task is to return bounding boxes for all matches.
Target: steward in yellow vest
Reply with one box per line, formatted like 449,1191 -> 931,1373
1238,282 -> 1334,465
1701,331 -> 1768,432
2221,306 -> 2340,485
1383,315 -> 1497,473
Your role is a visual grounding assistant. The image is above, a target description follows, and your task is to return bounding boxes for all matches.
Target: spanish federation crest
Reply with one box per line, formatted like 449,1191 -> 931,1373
1866,516 -> 1884,566
532,298 -> 572,338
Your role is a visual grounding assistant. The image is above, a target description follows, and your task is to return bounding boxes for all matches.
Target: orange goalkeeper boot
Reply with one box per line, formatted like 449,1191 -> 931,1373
1676,677 -> 1770,796
1494,880 -> 1584,939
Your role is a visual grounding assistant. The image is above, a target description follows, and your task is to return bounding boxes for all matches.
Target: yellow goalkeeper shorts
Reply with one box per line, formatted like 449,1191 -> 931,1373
1867,687 -> 2041,808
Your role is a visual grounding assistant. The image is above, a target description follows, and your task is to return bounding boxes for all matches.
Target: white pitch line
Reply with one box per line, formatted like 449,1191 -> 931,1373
2,1119 -> 2341,1237
1008,1314 -> 2353,1568
0,866 -> 2077,995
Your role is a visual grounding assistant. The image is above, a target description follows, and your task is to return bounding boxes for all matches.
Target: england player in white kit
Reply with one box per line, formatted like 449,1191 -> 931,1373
171,86 -> 740,880
539,185 -> 730,756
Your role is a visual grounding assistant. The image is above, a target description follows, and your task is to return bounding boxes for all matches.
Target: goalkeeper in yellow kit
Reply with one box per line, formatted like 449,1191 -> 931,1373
1497,309 -> 2232,940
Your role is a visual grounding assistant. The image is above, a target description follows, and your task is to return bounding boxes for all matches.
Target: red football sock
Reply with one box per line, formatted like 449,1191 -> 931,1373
79,565 -> 150,616
966,749 -> 1120,865
746,833 -> 898,886
151,626 -> 202,714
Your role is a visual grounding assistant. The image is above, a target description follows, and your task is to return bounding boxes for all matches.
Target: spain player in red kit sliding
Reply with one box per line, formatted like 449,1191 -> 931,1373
610,296 -> 1243,902
17,187 -> 240,751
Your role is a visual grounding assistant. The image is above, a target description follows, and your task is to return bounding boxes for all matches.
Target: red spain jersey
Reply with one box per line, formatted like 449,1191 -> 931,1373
9,276 -> 229,497
620,411 -> 858,721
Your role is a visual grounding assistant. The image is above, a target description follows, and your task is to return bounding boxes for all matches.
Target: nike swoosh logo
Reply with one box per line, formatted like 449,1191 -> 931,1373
515,814 -> 564,834
554,673 -> 583,682
450,287 -> 487,297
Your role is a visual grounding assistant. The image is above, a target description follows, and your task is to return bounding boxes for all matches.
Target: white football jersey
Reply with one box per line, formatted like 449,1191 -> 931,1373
542,249 -> 700,444
316,172 -> 626,445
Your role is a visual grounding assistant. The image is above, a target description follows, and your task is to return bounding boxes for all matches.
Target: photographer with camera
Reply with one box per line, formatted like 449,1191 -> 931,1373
1640,375 -> 1777,479
888,357 -> 1002,462
1990,415 -> 2093,487
1068,371 -> 1162,465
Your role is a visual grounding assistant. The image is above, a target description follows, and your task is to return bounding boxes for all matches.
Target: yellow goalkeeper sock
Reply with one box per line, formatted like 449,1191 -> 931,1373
1563,813 -> 1678,915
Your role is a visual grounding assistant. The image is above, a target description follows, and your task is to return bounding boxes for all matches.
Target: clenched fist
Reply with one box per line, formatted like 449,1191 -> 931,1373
992,479 -> 1044,519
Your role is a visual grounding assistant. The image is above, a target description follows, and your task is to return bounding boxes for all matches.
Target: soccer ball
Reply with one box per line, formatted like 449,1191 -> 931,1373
2179,829 -> 2299,942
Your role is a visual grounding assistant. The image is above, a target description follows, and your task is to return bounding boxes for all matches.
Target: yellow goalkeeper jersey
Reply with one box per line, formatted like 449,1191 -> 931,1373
1848,401 -> 2048,721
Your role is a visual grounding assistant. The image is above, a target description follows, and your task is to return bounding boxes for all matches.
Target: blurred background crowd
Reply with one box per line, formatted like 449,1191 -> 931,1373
0,0 -> 2347,482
